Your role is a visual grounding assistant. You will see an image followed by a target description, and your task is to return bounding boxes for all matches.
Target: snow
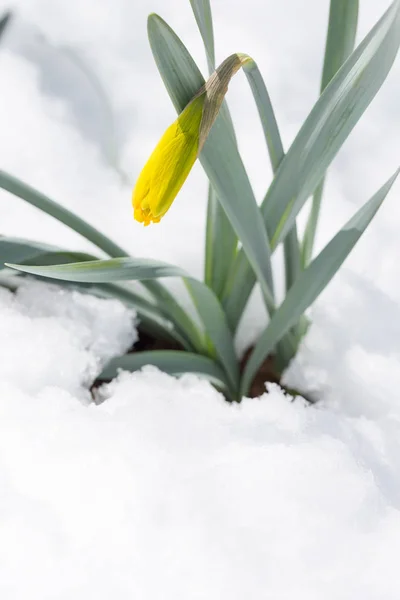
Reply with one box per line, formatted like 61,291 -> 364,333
1,0 -> 400,597
0,281 -> 136,399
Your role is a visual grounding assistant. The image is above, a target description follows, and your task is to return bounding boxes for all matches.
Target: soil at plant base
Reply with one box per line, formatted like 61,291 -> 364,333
239,347 -> 282,398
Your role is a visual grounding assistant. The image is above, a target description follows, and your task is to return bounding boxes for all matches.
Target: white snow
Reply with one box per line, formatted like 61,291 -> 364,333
1,0 -> 400,597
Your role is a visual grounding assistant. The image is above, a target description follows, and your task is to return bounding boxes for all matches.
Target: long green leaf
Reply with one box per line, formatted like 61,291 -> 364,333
149,8 -> 238,301
0,170 -> 127,258
148,15 -> 275,314
240,168 -> 399,396
236,59 -> 301,363
189,0 -> 215,71
239,59 -> 300,294
0,237 -> 186,346
205,185 -> 238,297
7,257 -> 239,391
226,1 -> 400,329
188,1 -> 239,298
99,350 -> 234,398
6,257 -> 187,283
302,0 -> 359,265
0,237 -> 59,268
222,61 -> 299,328
0,169 -> 205,352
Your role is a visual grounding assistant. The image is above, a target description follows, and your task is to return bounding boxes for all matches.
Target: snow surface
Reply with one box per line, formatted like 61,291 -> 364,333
1,0 -> 400,597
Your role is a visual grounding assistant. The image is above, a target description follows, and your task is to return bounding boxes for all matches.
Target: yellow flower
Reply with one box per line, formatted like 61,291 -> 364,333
133,94 -> 205,226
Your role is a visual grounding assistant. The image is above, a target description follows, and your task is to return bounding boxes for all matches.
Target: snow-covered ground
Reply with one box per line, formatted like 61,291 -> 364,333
1,0 -> 400,597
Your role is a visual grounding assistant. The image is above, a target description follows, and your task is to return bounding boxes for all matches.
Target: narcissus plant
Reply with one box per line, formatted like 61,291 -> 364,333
2,0 -> 399,401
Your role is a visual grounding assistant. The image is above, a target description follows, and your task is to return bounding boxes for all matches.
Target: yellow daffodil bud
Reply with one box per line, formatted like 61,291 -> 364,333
133,94 -> 205,226
133,53 -> 251,225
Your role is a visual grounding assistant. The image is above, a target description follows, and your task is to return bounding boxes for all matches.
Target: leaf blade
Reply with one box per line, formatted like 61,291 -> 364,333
302,0 -> 359,265
99,350 -> 234,397
188,1 -> 239,299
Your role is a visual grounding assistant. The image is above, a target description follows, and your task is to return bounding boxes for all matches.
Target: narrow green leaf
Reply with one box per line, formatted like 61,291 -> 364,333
189,0 -> 215,71
241,60 -> 284,173
240,59 -> 301,295
99,350 -> 234,397
0,237 -> 59,268
0,237 -> 187,346
188,1 -> 239,299
321,0 -> 360,92
148,12 -> 238,301
226,1 -> 400,328
240,168 -> 399,396
148,15 -> 275,314
6,257 -> 186,283
235,59 -> 301,363
302,0 -> 359,265
0,170 -> 127,258
0,170 -> 204,353
205,186 -> 238,297
7,257 -> 239,391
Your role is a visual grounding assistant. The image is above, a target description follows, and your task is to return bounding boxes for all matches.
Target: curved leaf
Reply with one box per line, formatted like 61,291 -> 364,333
99,350 -> 234,398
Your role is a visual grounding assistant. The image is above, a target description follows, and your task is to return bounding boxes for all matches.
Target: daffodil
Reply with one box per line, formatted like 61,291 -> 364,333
132,53 -> 250,226
133,95 -> 205,226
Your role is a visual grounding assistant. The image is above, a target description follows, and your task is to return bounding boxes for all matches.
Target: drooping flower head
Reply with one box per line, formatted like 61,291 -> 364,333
132,54 -> 251,225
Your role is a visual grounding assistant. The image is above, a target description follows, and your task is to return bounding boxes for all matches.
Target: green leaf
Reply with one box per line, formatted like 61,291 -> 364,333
240,59 -> 301,294
0,170 -> 127,258
189,0 -> 215,71
7,256 -> 239,392
222,61 -> 299,328
302,0 -> 359,265
0,237 -> 59,268
99,350 -> 234,398
321,0 -> 360,92
0,170 -> 205,353
148,12 -> 238,302
226,1 -> 400,328
240,168 -> 399,396
188,1 -> 238,299
0,237 -> 187,346
235,58 -> 301,362
148,15 -> 275,314
6,257 -> 186,282
204,185 -> 238,297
